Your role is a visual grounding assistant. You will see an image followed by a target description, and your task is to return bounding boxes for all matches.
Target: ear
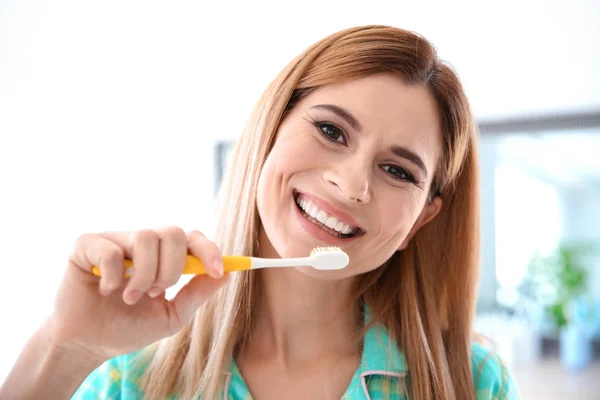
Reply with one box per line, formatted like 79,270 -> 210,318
397,196 -> 443,251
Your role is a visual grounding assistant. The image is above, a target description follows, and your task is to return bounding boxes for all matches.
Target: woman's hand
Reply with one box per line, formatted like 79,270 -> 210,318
49,227 -> 229,362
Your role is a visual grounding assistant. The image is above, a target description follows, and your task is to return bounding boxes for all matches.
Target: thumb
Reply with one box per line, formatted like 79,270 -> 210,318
165,274 -> 230,331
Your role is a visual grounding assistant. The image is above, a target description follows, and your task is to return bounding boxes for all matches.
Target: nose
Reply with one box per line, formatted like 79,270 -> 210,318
323,158 -> 371,204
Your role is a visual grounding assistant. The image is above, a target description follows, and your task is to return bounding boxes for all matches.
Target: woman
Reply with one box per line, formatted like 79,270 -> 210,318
2,25 -> 519,399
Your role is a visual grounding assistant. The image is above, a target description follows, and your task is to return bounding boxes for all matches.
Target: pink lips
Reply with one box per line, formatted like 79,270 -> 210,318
294,190 -> 362,231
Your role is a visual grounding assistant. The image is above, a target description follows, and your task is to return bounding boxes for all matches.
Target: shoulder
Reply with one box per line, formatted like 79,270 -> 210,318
71,351 -> 148,400
470,341 -> 521,400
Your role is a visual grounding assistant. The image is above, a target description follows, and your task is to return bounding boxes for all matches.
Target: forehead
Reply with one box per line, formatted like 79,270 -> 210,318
296,73 -> 442,153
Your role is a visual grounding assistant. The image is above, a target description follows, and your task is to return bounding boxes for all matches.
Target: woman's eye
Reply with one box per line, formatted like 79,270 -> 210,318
382,165 -> 416,183
315,122 -> 346,144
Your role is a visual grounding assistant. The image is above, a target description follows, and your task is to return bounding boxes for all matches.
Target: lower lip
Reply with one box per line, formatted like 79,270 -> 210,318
293,200 -> 359,246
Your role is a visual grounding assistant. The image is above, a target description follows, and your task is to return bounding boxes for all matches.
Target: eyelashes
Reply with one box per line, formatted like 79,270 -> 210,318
308,118 -> 418,185
313,120 -> 346,144
381,164 -> 417,184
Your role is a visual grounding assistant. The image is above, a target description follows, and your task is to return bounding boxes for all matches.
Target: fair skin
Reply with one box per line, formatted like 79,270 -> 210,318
239,73 -> 443,399
0,73 -> 441,399
0,229 -> 228,399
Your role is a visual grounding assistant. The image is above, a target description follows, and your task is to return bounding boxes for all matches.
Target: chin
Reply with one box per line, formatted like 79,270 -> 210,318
293,265 -> 355,280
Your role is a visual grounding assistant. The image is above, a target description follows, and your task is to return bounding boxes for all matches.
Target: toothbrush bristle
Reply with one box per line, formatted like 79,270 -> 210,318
309,246 -> 349,270
310,246 -> 343,256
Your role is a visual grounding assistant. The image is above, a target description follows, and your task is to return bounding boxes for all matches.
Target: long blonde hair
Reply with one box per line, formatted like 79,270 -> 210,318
139,25 -> 480,400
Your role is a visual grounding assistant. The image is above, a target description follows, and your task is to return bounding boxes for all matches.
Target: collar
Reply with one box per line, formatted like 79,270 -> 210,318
360,306 -> 408,374
223,304 -> 408,400
348,305 -> 408,399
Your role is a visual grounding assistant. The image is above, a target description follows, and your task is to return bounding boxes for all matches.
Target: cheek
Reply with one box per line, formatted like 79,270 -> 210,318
262,135 -> 324,184
346,200 -> 417,275
256,141 -> 301,221
360,194 -> 421,261
256,154 -> 280,216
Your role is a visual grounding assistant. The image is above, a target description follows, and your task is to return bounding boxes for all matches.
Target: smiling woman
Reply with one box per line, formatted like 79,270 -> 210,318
136,25 -> 515,400
1,25 -> 519,400
257,75 -> 443,281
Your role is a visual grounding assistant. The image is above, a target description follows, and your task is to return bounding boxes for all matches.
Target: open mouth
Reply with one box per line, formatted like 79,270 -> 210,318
294,191 -> 363,239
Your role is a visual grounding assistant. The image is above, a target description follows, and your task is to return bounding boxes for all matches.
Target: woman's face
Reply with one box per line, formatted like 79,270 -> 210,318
256,73 -> 443,279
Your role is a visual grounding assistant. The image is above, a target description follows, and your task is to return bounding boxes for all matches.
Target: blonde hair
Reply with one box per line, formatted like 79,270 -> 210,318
139,25 -> 480,400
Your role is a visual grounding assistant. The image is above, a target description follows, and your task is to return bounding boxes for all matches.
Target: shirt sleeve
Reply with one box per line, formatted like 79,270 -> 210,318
471,342 -> 521,400
71,352 -> 145,400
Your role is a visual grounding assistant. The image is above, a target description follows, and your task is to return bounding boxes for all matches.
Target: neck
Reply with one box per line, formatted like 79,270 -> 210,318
244,234 -> 362,368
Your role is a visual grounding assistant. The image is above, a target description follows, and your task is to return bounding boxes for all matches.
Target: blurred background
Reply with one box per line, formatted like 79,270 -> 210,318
1,0 -> 599,398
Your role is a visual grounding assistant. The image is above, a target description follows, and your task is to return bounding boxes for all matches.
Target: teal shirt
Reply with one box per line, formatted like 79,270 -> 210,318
72,321 -> 520,399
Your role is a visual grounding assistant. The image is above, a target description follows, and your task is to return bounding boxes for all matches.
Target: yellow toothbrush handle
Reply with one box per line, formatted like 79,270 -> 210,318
91,255 -> 252,277
182,255 -> 251,274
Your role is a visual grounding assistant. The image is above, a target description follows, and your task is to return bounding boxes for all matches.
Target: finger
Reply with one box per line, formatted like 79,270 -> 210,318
165,273 -> 230,334
148,226 -> 187,298
69,234 -> 126,296
96,231 -> 134,259
123,229 -> 159,305
186,230 -> 224,279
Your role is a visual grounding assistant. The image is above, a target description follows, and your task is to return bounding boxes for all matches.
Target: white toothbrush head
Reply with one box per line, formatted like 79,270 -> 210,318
308,247 -> 349,270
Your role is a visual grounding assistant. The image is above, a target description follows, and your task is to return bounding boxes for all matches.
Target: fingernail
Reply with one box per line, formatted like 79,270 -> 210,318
147,286 -> 163,298
124,289 -> 142,305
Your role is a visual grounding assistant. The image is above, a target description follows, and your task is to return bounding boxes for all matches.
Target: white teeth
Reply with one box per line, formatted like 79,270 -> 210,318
296,196 -> 357,235
316,210 -> 328,224
325,217 -> 338,229
305,202 -> 312,214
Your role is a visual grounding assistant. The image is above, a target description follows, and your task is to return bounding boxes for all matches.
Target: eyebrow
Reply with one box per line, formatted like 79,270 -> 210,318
391,145 -> 428,177
310,104 -> 363,132
310,103 -> 428,177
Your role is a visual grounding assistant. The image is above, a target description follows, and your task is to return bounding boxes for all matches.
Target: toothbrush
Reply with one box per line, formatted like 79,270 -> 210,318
91,246 -> 349,278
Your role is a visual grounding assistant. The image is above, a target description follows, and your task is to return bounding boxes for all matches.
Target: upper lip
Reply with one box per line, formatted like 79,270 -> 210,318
294,190 -> 364,232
